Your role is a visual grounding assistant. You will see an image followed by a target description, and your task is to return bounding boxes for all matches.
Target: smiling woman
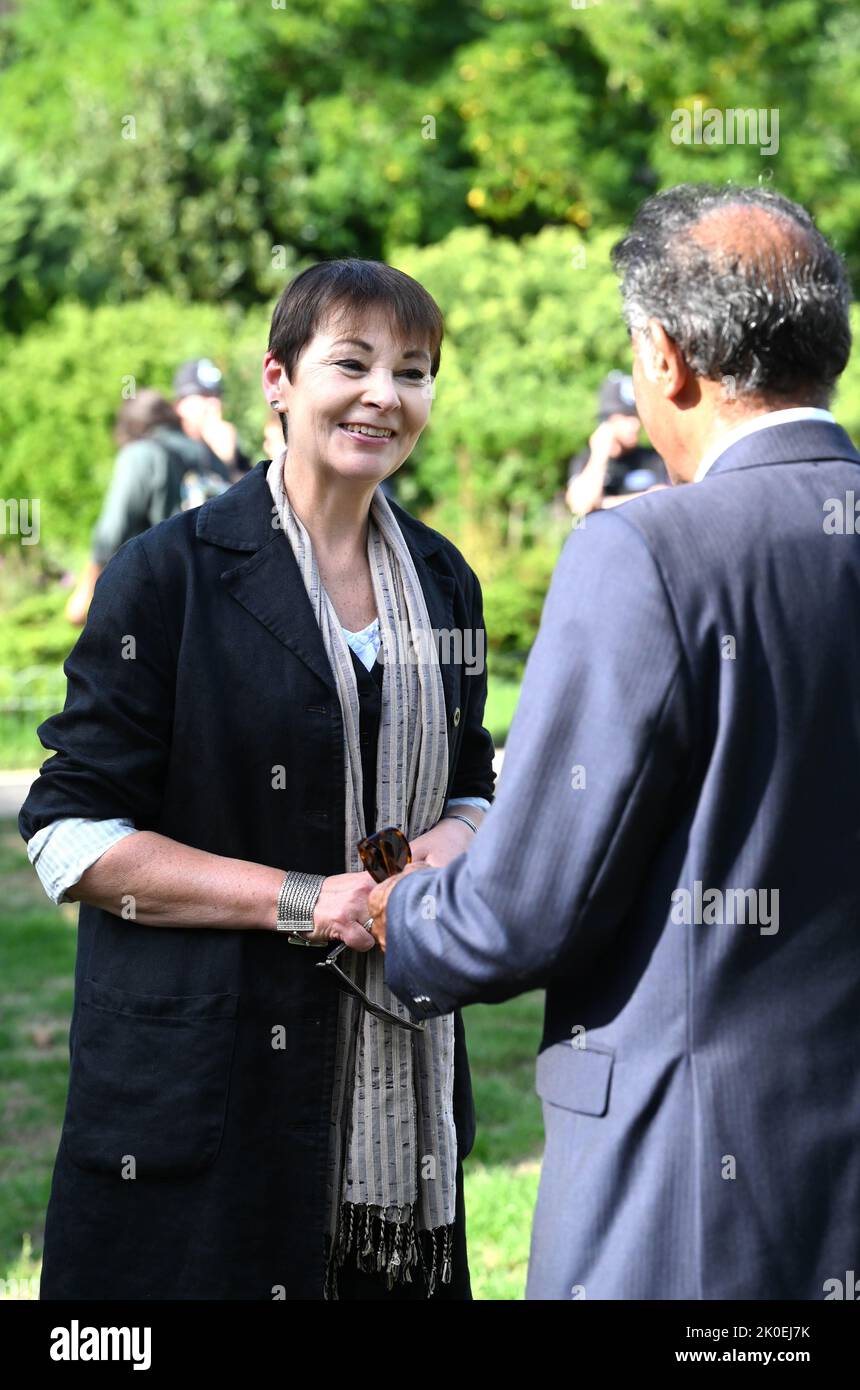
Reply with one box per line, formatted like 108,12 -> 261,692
260,263 -> 445,636
262,262 -> 440,519
20,257 -> 495,1302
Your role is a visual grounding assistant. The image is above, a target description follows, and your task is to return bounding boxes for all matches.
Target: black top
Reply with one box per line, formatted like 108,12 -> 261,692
348,641 -> 385,834
567,443 -> 668,495
203,438 -> 253,476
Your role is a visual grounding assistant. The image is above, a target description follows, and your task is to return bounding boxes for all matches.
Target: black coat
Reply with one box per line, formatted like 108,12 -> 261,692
20,460 -> 496,1300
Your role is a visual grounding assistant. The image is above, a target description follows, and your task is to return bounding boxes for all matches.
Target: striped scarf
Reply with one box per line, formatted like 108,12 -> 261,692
266,459 -> 457,1298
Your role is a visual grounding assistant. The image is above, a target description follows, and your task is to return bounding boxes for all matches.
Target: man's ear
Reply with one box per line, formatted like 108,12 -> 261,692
643,319 -> 687,400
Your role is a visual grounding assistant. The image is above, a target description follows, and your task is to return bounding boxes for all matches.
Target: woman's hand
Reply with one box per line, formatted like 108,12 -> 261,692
308,870 -> 378,951
408,816 -> 478,869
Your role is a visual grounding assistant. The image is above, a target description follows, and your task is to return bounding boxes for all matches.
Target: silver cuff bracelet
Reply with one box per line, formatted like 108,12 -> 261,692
276,871 -> 325,944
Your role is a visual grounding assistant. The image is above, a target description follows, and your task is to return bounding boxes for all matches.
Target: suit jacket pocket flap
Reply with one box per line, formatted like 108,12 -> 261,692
535,1042 -> 614,1117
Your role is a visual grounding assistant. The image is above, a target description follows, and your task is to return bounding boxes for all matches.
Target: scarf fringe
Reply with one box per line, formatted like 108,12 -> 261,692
324,1202 -> 454,1300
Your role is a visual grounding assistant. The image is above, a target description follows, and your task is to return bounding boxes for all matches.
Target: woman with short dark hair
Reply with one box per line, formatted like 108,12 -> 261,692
21,258 -> 495,1301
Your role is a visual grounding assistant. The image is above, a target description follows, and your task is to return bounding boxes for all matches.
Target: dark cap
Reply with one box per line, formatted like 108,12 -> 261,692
598,371 -> 637,420
173,358 -> 224,399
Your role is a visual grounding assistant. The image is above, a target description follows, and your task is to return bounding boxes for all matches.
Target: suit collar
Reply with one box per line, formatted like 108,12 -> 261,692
195,461 -> 458,710
704,418 -> 860,480
694,407 -> 835,480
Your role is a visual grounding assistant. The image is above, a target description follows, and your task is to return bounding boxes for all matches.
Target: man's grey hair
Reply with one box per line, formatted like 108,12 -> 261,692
611,184 -> 852,400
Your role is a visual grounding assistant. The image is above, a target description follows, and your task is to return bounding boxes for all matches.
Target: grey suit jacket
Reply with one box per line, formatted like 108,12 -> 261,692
385,418 -> 860,1300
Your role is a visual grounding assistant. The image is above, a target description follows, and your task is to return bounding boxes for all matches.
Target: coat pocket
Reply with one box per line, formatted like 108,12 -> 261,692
64,978 -> 239,1178
535,1042 -> 615,1117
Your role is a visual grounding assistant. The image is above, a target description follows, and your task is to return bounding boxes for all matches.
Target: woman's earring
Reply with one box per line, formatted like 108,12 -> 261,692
269,400 -> 280,410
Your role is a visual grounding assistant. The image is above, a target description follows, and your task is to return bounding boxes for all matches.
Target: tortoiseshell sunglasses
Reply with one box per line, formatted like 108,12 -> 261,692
357,825 -> 412,883
316,826 -> 423,1032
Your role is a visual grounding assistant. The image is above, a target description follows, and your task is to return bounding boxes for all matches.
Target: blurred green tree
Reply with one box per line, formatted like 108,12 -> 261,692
2,0 -> 860,682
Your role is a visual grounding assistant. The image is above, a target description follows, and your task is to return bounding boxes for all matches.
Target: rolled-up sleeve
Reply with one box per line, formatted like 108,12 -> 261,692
27,817 -> 137,904
18,535 -> 176,846
447,796 -> 491,814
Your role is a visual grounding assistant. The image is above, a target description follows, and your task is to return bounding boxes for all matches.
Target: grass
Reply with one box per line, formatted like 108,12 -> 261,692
0,818 -> 78,1300
482,673 -> 522,749
461,992 -> 545,1298
0,720 -> 51,772
0,814 -> 545,1300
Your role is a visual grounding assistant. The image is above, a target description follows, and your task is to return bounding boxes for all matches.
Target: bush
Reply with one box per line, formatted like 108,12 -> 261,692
6,222 -> 858,703
394,223 -> 632,525
0,295 -> 271,567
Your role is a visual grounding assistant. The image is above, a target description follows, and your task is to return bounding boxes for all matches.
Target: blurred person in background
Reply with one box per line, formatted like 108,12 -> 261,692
565,370 -> 667,519
173,356 -> 252,482
64,389 -> 231,625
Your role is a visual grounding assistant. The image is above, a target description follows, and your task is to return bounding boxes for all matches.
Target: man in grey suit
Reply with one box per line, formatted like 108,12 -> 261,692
368,183 -> 860,1300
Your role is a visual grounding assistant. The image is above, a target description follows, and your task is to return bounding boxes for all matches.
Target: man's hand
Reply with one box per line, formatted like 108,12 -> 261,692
588,418 -> 623,464
566,425 -> 614,517
367,863 -> 433,953
201,413 -> 239,465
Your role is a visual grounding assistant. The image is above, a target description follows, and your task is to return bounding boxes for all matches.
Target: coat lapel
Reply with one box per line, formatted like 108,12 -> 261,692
220,539 -> 340,696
